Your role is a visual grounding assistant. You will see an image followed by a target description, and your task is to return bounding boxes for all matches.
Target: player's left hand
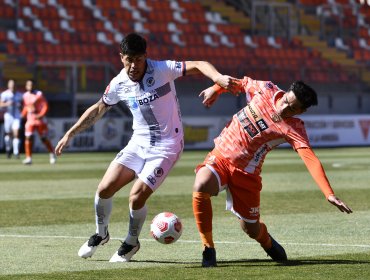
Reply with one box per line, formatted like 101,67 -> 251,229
327,195 -> 353,214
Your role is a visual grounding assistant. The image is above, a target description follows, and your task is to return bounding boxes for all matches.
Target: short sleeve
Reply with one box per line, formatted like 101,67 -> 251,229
162,60 -> 185,81
102,80 -> 119,106
285,118 -> 311,150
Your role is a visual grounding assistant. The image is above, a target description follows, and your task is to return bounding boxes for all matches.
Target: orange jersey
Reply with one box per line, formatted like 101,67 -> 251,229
214,77 -> 310,175
22,90 -> 48,125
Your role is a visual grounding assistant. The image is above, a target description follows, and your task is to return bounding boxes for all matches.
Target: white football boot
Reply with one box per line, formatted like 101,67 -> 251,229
22,157 -> 32,165
109,241 -> 140,262
49,153 -> 56,164
78,232 -> 110,258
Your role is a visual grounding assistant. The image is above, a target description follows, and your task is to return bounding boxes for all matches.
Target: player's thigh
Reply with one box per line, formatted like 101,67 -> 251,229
36,122 -> 49,137
194,150 -> 230,196
227,171 -> 262,222
3,114 -> 13,133
137,144 -> 182,192
12,119 -> 20,137
98,161 -> 136,197
25,122 -> 35,137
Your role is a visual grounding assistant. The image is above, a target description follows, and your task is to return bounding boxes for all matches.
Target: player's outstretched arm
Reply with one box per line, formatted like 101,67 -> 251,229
184,61 -> 239,91
55,99 -> 110,156
327,195 -> 353,214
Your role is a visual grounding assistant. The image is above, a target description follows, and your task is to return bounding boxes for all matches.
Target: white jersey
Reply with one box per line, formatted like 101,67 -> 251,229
102,59 -> 185,148
1,89 -> 23,119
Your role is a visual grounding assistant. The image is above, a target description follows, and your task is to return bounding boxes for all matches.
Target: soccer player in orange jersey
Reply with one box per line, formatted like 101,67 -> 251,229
192,77 -> 352,267
22,79 -> 56,165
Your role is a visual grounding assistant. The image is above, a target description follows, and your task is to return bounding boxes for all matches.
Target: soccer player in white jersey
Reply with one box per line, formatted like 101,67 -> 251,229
0,79 -> 23,159
55,33 -> 237,262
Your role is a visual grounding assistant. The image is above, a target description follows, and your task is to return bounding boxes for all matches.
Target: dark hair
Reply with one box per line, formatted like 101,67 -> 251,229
288,81 -> 318,109
120,33 -> 147,56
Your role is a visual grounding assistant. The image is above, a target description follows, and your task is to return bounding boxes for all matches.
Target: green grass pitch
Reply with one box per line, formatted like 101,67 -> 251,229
0,148 -> 369,280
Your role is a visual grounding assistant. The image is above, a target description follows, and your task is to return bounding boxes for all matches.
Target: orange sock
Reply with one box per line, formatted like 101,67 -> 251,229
256,222 -> 272,249
192,192 -> 214,248
25,139 -> 32,158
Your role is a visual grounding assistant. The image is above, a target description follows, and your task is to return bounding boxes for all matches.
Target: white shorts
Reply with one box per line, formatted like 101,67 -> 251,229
113,139 -> 184,191
3,113 -> 20,133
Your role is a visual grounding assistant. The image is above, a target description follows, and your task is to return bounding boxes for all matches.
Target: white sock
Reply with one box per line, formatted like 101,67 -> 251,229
94,193 -> 112,237
125,205 -> 148,246
4,135 -> 11,152
13,138 -> 19,155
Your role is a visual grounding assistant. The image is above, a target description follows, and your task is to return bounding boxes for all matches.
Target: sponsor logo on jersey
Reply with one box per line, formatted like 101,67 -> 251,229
128,96 -> 138,109
254,144 -> 268,162
237,109 -> 258,138
146,77 -> 155,87
147,175 -> 156,185
256,119 -> 268,131
138,93 -> 160,105
154,167 -> 164,177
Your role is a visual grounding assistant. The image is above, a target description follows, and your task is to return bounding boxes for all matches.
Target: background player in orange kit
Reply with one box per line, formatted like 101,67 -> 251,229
22,79 -> 56,165
193,77 -> 353,267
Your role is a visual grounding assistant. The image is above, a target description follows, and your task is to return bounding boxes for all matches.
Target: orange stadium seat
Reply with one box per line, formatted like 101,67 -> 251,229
0,0 -> 366,86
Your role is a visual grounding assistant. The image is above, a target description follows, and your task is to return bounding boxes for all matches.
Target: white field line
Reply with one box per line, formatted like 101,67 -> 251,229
0,234 -> 369,248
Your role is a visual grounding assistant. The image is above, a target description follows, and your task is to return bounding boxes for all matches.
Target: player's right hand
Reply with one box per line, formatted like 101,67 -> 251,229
55,134 -> 71,156
327,195 -> 353,214
199,86 -> 219,108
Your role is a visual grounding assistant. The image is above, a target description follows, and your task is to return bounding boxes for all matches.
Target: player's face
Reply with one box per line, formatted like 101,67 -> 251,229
276,91 -> 306,119
120,53 -> 147,82
25,80 -> 33,91
7,80 -> 14,91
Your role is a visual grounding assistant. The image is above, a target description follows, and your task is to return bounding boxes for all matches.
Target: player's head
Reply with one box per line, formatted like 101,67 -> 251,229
288,81 -> 318,110
7,79 -> 15,91
276,81 -> 318,119
120,33 -> 147,82
25,79 -> 35,92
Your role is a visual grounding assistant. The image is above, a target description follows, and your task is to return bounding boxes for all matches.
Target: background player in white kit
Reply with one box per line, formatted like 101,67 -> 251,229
55,33 -> 236,262
0,79 -> 23,159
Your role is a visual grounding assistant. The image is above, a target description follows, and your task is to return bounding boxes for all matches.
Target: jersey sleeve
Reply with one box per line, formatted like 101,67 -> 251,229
285,118 -> 311,150
102,78 -> 119,106
162,60 -> 185,81
297,148 -> 335,198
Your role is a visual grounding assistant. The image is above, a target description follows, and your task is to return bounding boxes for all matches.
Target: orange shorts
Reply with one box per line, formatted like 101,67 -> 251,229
25,121 -> 48,137
196,149 -> 262,222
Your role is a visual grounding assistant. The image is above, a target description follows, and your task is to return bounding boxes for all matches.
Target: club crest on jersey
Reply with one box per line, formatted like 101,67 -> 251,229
266,82 -> 274,89
154,167 -> 164,177
146,77 -> 155,87
175,62 -> 182,69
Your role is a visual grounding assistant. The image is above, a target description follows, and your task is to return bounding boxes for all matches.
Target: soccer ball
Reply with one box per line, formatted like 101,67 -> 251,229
150,212 -> 183,244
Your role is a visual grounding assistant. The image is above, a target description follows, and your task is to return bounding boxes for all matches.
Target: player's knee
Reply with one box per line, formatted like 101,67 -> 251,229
97,184 -> 115,199
240,220 -> 260,239
129,192 -> 147,209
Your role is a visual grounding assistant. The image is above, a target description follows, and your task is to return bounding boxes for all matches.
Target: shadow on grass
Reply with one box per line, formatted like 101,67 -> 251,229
93,258 -> 370,268
192,258 -> 370,268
